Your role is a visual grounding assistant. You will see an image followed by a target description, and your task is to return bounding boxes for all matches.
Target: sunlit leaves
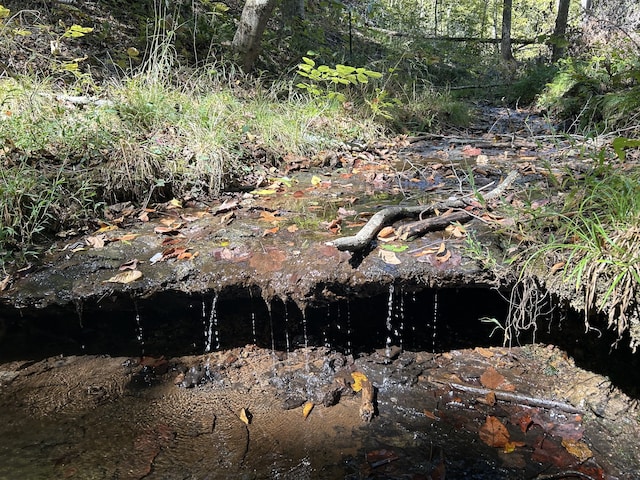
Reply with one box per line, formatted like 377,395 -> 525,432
62,24 -> 93,38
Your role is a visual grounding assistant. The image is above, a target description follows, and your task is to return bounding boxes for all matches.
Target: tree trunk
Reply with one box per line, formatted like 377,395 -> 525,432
552,0 -> 571,62
501,0 -> 514,62
232,0 -> 278,72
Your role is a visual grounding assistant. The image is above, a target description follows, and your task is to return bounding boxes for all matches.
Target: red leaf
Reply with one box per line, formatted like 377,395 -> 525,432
479,416 -> 510,448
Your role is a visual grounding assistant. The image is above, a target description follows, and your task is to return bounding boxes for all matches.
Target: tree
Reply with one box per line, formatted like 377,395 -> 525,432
232,0 -> 278,72
500,0 -> 514,62
552,0 -> 571,62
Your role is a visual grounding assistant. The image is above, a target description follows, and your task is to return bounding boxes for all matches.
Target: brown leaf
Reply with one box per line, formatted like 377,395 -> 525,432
104,270 -> 143,284
475,347 -> 495,358
478,416 -> 510,448
480,367 -> 506,389
484,391 -> 496,406
119,259 -> 140,271
262,226 -> 279,236
85,235 -> 106,249
378,249 -> 401,265
249,249 -> 286,273
550,261 -> 566,274
0,275 -> 10,292
287,224 -> 299,233
377,226 -> 396,239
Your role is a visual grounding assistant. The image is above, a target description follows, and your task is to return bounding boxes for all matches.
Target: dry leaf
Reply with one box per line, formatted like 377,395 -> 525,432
104,270 -> 142,284
377,226 -> 396,239
287,224 -> 299,233
96,224 -> 118,233
238,408 -> 252,425
262,226 -> 279,236
484,391 -> 496,406
302,402 -> 314,419
561,438 -> 593,461
117,233 -> 139,242
351,372 -> 368,392
0,275 -> 10,292
479,416 -> 510,448
85,235 -> 105,249
550,261 -> 566,274
475,347 -> 495,358
480,367 -> 506,390
119,259 -> 139,271
378,249 -> 401,265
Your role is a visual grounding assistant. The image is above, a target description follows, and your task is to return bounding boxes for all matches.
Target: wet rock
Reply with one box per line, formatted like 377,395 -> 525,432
281,396 -> 307,410
181,365 -> 205,388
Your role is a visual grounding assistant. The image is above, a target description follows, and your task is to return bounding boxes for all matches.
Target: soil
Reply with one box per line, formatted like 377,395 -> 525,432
0,343 -> 638,480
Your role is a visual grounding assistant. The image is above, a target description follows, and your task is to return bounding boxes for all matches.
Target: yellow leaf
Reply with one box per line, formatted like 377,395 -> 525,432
0,6 -> 10,19
96,224 -> 118,233
126,47 -> 140,57
169,198 -> 182,208
104,270 -> 142,284
351,372 -> 368,392
311,175 -> 322,186
238,408 -> 251,425
302,402 -> 314,419
561,438 -> 592,461
251,189 -> 277,195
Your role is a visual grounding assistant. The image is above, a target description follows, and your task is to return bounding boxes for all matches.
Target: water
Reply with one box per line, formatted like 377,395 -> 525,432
203,294 -> 219,353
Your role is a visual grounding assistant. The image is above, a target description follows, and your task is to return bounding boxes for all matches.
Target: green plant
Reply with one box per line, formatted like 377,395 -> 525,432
508,140 -> 640,351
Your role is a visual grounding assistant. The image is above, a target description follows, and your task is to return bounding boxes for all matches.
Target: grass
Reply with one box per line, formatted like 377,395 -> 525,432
500,154 -> 640,351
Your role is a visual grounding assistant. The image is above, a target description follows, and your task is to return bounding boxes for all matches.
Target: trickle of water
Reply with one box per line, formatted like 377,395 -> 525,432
74,299 -> 85,351
284,302 -> 291,353
324,306 -> 332,348
345,300 -> 352,355
251,312 -> 257,345
385,284 -> 395,357
397,287 -> 405,350
432,290 -> 439,355
203,294 -> 219,352
135,311 -> 145,354
301,308 -> 309,348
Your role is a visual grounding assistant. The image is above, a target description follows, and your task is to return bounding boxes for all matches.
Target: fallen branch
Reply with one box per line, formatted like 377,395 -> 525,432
429,377 -> 584,414
359,379 -> 375,422
328,170 -> 518,251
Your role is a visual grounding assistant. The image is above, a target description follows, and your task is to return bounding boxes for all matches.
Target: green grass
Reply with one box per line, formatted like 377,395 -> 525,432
502,153 -> 640,351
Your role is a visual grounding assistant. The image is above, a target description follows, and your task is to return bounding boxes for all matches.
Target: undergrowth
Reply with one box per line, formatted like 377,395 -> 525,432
502,145 -> 640,351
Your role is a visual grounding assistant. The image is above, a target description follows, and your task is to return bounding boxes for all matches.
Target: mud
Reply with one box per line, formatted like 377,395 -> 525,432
0,344 -> 638,479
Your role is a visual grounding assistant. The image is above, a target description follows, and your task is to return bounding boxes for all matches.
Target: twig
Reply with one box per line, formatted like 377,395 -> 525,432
429,377 -> 584,414
327,170 -> 518,251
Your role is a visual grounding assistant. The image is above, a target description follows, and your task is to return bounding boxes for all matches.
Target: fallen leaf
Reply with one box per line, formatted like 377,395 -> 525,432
479,416 -> 510,448
251,189 -> 277,195
287,224 -> 299,233
377,226 -> 396,238
259,210 -> 281,224
445,222 -> 467,238
96,224 -> 118,233
423,410 -> 439,420
302,402 -> 314,419
149,252 -> 163,264
168,198 -> 182,209
311,175 -> 322,186
378,249 -> 401,265
561,438 -> 593,461
351,372 -> 368,392
0,275 -> 10,292
238,408 -> 252,425
484,391 -> 496,406
119,259 -> 139,270
117,233 -> 139,242
380,244 -> 408,252
104,270 -> 142,284
475,347 -> 495,358
480,367 -> 506,389
249,249 -> 286,273
550,261 -> 566,274
262,226 -> 279,236
85,235 -> 105,249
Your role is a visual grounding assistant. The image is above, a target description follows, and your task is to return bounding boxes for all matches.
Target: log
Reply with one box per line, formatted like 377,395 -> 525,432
328,170 -> 518,252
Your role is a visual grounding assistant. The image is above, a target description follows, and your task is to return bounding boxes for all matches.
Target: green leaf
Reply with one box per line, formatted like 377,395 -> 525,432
302,56 -> 315,67
335,64 -> 356,75
380,244 -> 408,252
356,73 -> 368,83
317,65 -> 331,73
63,24 -> 93,38
0,5 -> 10,19
298,63 -> 313,72
612,137 -> 640,161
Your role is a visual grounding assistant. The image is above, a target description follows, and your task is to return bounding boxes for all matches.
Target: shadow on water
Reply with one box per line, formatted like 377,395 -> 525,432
1,284 -> 638,398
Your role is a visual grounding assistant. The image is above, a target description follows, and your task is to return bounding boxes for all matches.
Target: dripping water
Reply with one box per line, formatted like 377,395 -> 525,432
250,290 -> 257,345
284,302 -> 290,353
432,290 -> 439,356
385,283 -> 394,357
134,302 -> 144,354
204,294 -> 219,353
345,300 -> 352,355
